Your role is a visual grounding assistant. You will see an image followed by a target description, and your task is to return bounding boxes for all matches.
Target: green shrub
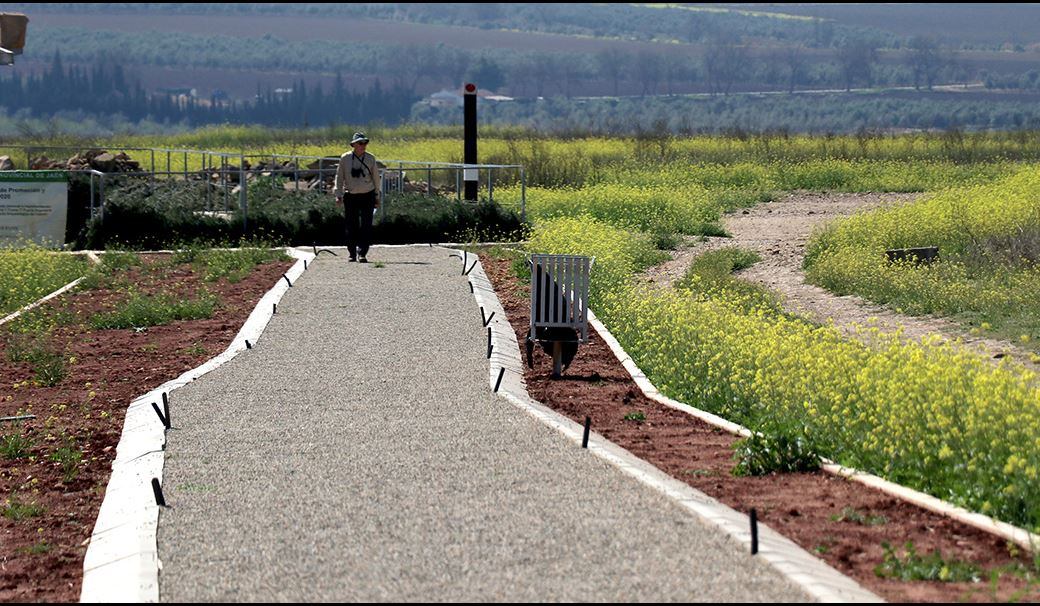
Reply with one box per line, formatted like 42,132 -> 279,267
79,179 -> 523,249
732,426 -> 822,476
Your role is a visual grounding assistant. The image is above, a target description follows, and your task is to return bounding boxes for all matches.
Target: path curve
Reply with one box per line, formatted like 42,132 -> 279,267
644,191 -> 1040,370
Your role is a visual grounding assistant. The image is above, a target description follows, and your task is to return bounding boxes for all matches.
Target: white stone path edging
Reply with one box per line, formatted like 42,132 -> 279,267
0,252 -> 101,328
585,308 -> 1040,555
79,248 -> 314,603
462,251 -> 883,604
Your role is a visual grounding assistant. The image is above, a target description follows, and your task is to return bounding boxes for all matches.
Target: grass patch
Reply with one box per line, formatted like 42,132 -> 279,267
5,335 -> 68,387
675,247 -> 781,314
90,290 -> 218,330
875,541 -> 983,583
173,244 -> 289,283
2,497 -> 45,521
830,507 -> 888,526
48,441 -> 83,484
19,541 -> 52,555
0,433 -> 34,460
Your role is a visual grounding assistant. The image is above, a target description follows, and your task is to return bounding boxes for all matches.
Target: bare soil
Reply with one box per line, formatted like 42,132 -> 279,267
0,254 -> 294,603
482,250 -> 1040,603
643,191 -> 1040,371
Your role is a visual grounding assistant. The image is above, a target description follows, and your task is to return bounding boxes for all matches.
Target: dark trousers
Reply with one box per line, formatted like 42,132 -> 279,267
344,191 -> 375,257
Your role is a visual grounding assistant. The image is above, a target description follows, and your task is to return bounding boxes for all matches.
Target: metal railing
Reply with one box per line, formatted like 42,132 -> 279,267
23,146 -> 528,227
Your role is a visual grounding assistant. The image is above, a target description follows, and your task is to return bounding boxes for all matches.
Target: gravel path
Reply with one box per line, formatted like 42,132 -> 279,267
644,192 -> 1039,369
157,246 -> 811,602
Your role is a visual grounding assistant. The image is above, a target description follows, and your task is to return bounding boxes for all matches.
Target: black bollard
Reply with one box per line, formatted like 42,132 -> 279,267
494,367 -> 505,393
151,478 -> 166,507
582,416 -> 591,449
151,402 -> 170,429
750,508 -> 759,555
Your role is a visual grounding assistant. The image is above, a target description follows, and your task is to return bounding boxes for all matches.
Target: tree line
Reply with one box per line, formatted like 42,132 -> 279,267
0,53 -> 418,127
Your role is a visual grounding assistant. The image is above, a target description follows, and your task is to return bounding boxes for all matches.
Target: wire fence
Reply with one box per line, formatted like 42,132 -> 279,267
20,146 -> 527,228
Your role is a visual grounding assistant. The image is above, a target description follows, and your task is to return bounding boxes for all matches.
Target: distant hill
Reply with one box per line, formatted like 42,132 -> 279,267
5,3 -> 1040,134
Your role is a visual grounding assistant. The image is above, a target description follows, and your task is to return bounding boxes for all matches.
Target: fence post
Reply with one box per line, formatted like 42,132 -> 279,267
222,156 -> 229,211
488,167 -> 494,203
521,167 -> 527,223
205,153 -> 211,211
240,153 -> 247,235
99,175 -> 106,224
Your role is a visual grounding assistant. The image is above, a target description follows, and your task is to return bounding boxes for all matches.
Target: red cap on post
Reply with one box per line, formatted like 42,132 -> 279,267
464,83 -> 477,94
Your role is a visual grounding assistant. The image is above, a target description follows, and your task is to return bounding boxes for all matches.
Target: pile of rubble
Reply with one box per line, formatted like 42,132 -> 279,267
26,149 -> 142,172
0,156 -> 14,171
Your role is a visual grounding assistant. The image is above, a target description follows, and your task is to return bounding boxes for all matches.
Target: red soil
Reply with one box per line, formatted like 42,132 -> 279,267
0,254 -> 294,602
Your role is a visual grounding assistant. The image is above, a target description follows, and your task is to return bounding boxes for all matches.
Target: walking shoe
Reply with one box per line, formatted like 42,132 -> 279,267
359,256 -> 368,263
348,255 -> 357,262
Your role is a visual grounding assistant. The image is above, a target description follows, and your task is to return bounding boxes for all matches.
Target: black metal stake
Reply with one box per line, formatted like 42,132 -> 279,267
462,250 -> 468,276
486,327 -> 493,359
245,340 -> 252,349
282,274 -> 292,287
494,367 -> 505,393
750,508 -> 759,555
151,402 -> 170,429
273,303 -> 277,314
483,311 -> 496,328
470,281 -> 474,293
304,260 -> 308,270
151,478 -> 166,507
480,307 -> 486,325
582,416 -> 591,449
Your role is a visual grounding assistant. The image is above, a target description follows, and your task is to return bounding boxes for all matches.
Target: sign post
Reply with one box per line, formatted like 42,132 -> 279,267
464,82 -> 478,201
0,170 -> 68,247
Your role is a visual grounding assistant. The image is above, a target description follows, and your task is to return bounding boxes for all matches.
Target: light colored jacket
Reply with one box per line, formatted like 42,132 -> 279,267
334,151 -> 381,203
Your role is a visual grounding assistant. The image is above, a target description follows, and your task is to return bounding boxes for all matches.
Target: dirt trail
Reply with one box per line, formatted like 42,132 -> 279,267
643,191 -> 1040,371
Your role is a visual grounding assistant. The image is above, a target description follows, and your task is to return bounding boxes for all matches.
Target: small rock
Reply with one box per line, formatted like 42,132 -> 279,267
742,210 -> 750,215
0,155 -> 14,170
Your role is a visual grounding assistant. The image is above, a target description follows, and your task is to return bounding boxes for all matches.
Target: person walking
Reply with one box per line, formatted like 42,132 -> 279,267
335,132 -> 381,263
